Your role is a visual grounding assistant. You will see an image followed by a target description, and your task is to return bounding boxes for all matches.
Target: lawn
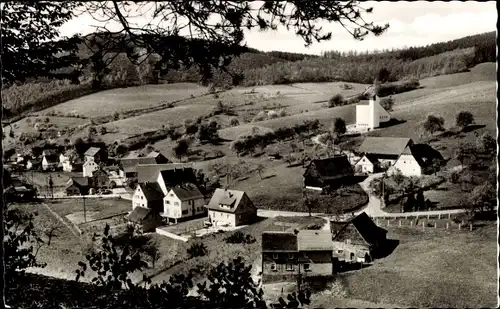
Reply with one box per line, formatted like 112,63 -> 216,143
328,222 -> 498,308
41,83 -> 208,118
47,197 -> 131,220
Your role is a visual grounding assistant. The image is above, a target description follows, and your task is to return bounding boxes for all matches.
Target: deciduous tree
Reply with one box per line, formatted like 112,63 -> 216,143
421,113 -> 445,136
455,110 -> 474,131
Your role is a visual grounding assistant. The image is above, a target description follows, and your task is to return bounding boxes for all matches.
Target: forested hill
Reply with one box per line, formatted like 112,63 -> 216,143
164,31 -> 496,86
2,31 -> 496,121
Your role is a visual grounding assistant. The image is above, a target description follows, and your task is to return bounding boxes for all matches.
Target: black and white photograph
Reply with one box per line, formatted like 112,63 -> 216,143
2,1 -> 497,308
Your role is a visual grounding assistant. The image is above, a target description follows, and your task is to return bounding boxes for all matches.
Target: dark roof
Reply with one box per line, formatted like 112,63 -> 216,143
84,147 -> 101,157
136,163 -> 193,183
44,155 -> 59,163
358,137 -> 413,156
297,230 -> 332,251
128,206 -> 152,223
405,144 -> 444,167
333,212 -> 387,245
262,232 -> 298,252
306,156 -> 354,180
158,167 -> 197,187
138,182 -> 164,201
67,177 -> 89,188
206,188 -> 246,213
170,183 -> 204,201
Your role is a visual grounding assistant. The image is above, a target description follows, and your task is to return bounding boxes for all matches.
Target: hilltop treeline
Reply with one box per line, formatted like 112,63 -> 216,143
1,32 -> 495,121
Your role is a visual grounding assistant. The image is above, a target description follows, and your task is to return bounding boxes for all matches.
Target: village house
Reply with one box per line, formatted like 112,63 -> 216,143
132,182 -> 164,213
354,154 -> 379,174
331,212 -> 387,264
162,183 -> 206,223
261,230 -> 334,283
127,206 -> 162,233
303,155 -> 355,191
355,92 -> 391,131
84,147 -> 106,164
82,159 -> 99,177
59,151 -> 82,172
205,188 -> 257,227
119,151 -> 170,178
356,137 -> 441,177
90,168 -> 110,188
26,158 -> 42,171
41,149 -> 59,171
65,177 -> 90,196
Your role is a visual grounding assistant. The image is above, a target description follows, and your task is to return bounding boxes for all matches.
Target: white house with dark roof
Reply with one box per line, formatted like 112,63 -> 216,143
355,93 -> 391,130
132,182 -> 164,212
162,183 -> 205,223
42,149 -> 59,171
357,137 -> 441,177
206,188 -> 257,227
84,147 -> 102,163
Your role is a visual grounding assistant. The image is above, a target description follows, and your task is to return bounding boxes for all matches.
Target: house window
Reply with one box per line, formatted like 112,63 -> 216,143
286,264 -> 294,271
174,202 -> 179,206
337,249 -> 344,254
226,214 -> 229,218
182,210 -> 188,215
288,253 -> 294,260
273,253 -> 278,260
141,196 -> 143,200
165,200 -> 170,204
303,264 -> 311,271
404,161 -> 406,164
270,263 -> 277,271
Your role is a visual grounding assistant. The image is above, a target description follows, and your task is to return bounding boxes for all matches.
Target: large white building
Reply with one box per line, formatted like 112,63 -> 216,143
355,94 -> 391,130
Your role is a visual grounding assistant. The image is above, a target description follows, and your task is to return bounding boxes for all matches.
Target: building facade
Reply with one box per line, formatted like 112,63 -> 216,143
206,189 -> 257,227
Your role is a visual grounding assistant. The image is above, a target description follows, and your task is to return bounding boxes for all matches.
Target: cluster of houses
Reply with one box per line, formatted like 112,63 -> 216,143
127,161 -> 258,233
260,212 -> 388,283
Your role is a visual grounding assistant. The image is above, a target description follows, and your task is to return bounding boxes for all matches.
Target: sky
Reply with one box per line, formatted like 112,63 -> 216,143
59,1 -> 497,55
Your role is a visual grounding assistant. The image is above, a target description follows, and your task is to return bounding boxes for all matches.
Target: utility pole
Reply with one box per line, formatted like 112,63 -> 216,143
83,193 -> 87,223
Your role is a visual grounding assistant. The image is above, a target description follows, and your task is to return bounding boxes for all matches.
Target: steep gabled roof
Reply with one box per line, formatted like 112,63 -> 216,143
43,154 -> 59,163
66,177 -> 89,188
170,183 -> 204,201
262,231 -> 298,252
333,212 -> 387,246
206,188 -> 246,213
127,206 -> 152,223
402,144 -> 444,168
358,137 -> 413,156
297,230 -> 333,251
138,182 -> 164,201
84,147 -> 101,157
305,156 -> 354,180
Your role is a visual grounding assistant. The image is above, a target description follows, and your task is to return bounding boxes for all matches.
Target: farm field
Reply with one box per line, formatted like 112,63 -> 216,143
40,83 -> 209,118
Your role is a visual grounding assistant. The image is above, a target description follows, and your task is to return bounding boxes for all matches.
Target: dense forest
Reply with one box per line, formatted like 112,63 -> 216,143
2,31 -> 496,121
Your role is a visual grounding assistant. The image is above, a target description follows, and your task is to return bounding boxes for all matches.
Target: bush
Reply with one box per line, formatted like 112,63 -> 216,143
455,110 -> 474,129
113,112 -> 120,121
277,108 -> 287,117
267,110 -> 279,119
187,243 -> 208,259
229,117 -> 240,126
328,94 -> 344,107
44,117 -> 50,123
252,111 -> 267,122
224,231 -> 256,244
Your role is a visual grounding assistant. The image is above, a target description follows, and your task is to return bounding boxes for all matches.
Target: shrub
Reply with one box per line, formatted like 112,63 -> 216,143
166,102 -> 175,108
252,111 -> 267,122
224,231 -> 256,244
455,110 -> 474,130
229,117 -> 240,126
187,242 -> 208,259
99,126 -> 107,135
328,94 -> 344,107
113,112 -> 120,121
379,96 -> 394,111
44,117 -> 50,123
267,110 -> 279,119
277,108 -> 287,117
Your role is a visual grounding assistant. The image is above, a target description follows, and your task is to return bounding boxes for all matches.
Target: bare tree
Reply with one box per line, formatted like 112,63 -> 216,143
39,220 -> 64,246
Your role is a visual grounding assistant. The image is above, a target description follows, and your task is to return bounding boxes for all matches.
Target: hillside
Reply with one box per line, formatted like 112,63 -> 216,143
1,31 -> 495,122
